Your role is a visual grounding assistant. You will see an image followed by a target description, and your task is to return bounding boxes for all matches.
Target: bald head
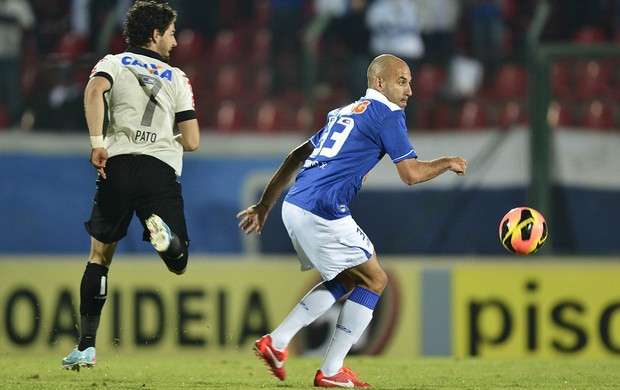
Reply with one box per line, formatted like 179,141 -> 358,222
366,54 -> 412,109
367,54 -> 408,87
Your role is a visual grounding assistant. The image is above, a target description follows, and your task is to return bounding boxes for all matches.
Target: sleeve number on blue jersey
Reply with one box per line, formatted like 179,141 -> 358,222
310,117 -> 355,159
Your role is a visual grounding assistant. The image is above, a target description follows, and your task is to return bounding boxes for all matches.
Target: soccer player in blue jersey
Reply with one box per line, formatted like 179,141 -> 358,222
237,54 -> 467,388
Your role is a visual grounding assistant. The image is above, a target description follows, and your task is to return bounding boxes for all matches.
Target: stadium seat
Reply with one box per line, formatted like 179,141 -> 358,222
413,64 -> 445,99
254,100 -> 287,133
0,105 -> 10,129
73,55 -> 97,89
249,28 -> 272,66
547,100 -> 573,129
579,100 -> 615,131
432,104 -> 454,130
573,60 -> 612,100
182,64 -> 206,96
211,28 -> 244,64
174,29 -> 207,66
497,100 -> 527,129
245,66 -> 271,102
501,0 -> 518,23
108,32 -> 126,54
502,29 -> 515,59
54,32 -> 88,61
551,60 -> 573,99
213,65 -> 245,101
193,99 -> 213,130
572,26 -> 606,44
278,88 -> 305,106
325,86 -> 351,109
214,101 -> 245,133
293,105 -> 313,133
491,64 -> 527,100
455,100 -> 488,130
306,102 -> 331,130
412,99 -> 456,131
251,0 -> 270,29
412,100 -> 434,130
294,104 -> 339,133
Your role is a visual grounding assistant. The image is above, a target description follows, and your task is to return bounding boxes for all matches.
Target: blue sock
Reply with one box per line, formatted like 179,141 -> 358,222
348,286 -> 380,310
323,279 -> 348,301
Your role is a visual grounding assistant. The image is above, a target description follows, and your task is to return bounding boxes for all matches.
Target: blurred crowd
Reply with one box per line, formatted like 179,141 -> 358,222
0,0 -> 618,133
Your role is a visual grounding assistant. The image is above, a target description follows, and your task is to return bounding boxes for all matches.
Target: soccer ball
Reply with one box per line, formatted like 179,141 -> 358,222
499,207 -> 548,255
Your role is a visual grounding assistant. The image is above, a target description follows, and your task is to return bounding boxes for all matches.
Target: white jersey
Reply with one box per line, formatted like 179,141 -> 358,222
90,47 -> 196,176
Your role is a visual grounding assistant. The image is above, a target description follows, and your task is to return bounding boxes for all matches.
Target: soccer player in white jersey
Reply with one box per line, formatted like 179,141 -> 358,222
237,54 -> 467,388
61,1 -> 200,370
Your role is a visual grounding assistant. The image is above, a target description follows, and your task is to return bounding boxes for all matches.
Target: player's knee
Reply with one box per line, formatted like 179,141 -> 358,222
166,260 -> 187,275
168,266 -> 186,275
89,254 -> 111,268
162,248 -> 188,275
369,268 -> 388,294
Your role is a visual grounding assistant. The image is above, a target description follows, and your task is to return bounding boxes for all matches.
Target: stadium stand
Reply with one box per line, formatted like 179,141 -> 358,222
496,99 -> 528,129
573,60 -> 612,100
455,99 -> 488,130
490,64 -> 528,100
547,100 -> 574,129
551,60 -> 573,99
173,29 -> 208,67
214,100 -> 246,133
253,100 -> 288,134
413,64 -> 445,99
579,99 -> 615,131
10,0 -> 620,133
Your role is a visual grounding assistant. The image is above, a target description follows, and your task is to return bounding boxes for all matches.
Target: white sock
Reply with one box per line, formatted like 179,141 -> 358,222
270,283 -> 337,351
320,300 -> 373,376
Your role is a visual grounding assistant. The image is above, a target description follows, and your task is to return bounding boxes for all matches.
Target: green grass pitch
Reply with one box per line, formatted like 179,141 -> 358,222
3,351 -> 620,389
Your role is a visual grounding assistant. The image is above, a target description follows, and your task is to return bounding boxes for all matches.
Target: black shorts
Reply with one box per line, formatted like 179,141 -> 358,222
84,154 -> 189,245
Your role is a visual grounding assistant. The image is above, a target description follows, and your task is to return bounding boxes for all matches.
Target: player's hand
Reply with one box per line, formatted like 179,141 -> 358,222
236,204 -> 269,235
450,157 -> 467,176
90,147 -> 108,179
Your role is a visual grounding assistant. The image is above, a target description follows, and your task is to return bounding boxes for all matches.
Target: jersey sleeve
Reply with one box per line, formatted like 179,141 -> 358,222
379,110 -> 418,162
90,55 -> 118,81
175,69 -> 196,119
308,125 -> 328,147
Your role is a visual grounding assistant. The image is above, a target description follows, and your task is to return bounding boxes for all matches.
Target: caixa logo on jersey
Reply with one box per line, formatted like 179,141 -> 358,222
294,269 -> 400,356
121,56 -> 173,81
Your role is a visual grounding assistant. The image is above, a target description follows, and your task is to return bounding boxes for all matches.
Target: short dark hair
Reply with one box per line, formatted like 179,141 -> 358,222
123,1 -> 177,48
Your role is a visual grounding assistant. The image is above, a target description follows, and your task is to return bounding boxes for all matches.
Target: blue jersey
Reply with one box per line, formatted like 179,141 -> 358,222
285,89 -> 418,220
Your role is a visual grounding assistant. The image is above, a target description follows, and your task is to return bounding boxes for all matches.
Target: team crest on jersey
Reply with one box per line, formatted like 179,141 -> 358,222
141,75 -> 156,85
121,55 -> 173,81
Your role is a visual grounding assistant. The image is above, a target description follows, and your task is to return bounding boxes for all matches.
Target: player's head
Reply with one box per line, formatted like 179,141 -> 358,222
123,1 -> 177,61
367,54 -> 412,110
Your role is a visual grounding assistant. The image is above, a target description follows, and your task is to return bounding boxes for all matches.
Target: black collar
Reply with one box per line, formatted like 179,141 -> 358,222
126,47 -> 167,63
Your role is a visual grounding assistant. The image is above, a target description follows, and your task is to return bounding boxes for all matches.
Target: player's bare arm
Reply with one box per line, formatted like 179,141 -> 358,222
237,141 -> 314,235
84,76 -> 111,178
395,156 -> 467,186
175,119 -> 200,151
